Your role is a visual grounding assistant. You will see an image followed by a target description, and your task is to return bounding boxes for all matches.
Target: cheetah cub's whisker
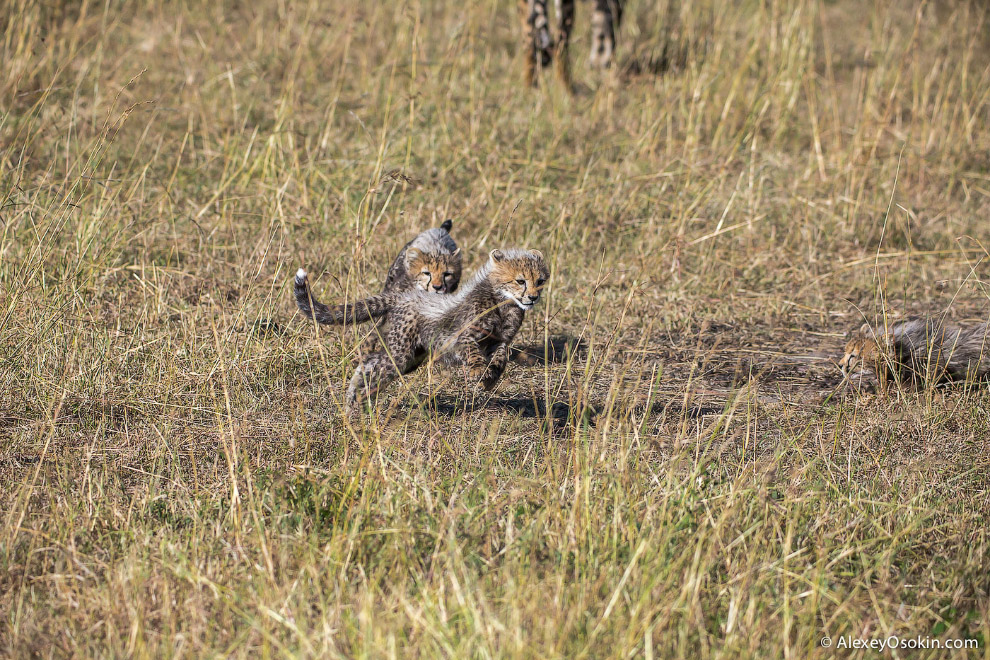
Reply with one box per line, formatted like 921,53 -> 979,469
295,248 -> 550,413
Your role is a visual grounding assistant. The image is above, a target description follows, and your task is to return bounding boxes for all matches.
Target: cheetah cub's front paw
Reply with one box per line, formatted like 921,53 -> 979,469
480,369 -> 501,392
843,371 -> 879,395
465,365 -> 500,392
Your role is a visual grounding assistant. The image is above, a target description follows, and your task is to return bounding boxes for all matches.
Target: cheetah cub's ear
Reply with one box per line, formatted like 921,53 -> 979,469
847,322 -> 871,338
530,249 -> 544,260
490,249 -> 505,263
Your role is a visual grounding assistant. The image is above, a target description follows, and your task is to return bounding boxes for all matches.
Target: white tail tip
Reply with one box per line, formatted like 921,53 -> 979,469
295,268 -> 307,281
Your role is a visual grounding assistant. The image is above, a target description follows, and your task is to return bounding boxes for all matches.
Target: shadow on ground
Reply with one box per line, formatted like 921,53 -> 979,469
407,395 -> 597,436
510,336 -> 586,366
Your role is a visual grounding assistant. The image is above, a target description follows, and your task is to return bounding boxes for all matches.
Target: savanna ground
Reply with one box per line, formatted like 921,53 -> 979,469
2,0 -> 990,656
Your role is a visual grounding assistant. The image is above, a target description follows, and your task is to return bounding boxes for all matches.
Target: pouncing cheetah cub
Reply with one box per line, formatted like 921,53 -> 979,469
363,219 -> 461,355
384,219 -> 462,295
295,248 -> 549,412
840,317 -> 990,392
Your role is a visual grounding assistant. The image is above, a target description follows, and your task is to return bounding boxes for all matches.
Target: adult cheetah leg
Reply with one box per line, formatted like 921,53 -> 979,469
553,0 -> 575,90
589,0 -> 623,70
520,0 -> 553,86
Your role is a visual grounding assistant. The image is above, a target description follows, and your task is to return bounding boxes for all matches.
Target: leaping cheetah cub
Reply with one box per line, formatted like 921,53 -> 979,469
840,317 -> 990,392
295,249 -> 549,412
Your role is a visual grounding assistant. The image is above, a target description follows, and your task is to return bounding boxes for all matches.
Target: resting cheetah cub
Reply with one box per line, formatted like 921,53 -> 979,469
840,318 -> 990,392
295,248 -> 549,412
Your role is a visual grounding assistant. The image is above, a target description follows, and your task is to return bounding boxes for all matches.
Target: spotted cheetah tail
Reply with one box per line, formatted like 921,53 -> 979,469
294,268 -> 391,326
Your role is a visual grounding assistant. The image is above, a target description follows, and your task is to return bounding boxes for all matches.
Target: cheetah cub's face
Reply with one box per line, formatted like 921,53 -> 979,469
406,248 -> 462,293
490,249 -> 550,311
839,324 -> 882,378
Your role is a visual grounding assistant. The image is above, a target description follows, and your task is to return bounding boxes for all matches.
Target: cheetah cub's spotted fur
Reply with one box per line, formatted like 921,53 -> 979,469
295,248 -> 549,412
840,318 -> 990,392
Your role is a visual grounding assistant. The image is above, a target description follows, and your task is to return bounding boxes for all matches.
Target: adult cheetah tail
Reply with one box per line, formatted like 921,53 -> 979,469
440,219 -> 453,233
294,268 -> 390,326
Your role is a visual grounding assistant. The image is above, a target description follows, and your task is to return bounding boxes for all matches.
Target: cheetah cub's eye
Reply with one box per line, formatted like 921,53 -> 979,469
515,278 -> 526,286
536,278 -> 545,287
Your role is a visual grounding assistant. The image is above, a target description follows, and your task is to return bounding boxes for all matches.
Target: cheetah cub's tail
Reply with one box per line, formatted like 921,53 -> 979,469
294,268 -> 391,326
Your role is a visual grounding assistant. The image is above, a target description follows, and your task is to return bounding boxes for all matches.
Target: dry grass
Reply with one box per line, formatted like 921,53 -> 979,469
2,0 -> 990,656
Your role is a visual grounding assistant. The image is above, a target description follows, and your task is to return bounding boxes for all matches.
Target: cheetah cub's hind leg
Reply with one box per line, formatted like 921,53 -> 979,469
345,317 -> 421,415
357,318 -> 389,359
346,351 -> 400,415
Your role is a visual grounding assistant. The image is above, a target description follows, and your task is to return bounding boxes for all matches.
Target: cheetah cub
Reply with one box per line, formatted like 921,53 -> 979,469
383,219 -> 462,295
362,219 -> 462,354
840,317 -> 990,392
295,248 -> 550,412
